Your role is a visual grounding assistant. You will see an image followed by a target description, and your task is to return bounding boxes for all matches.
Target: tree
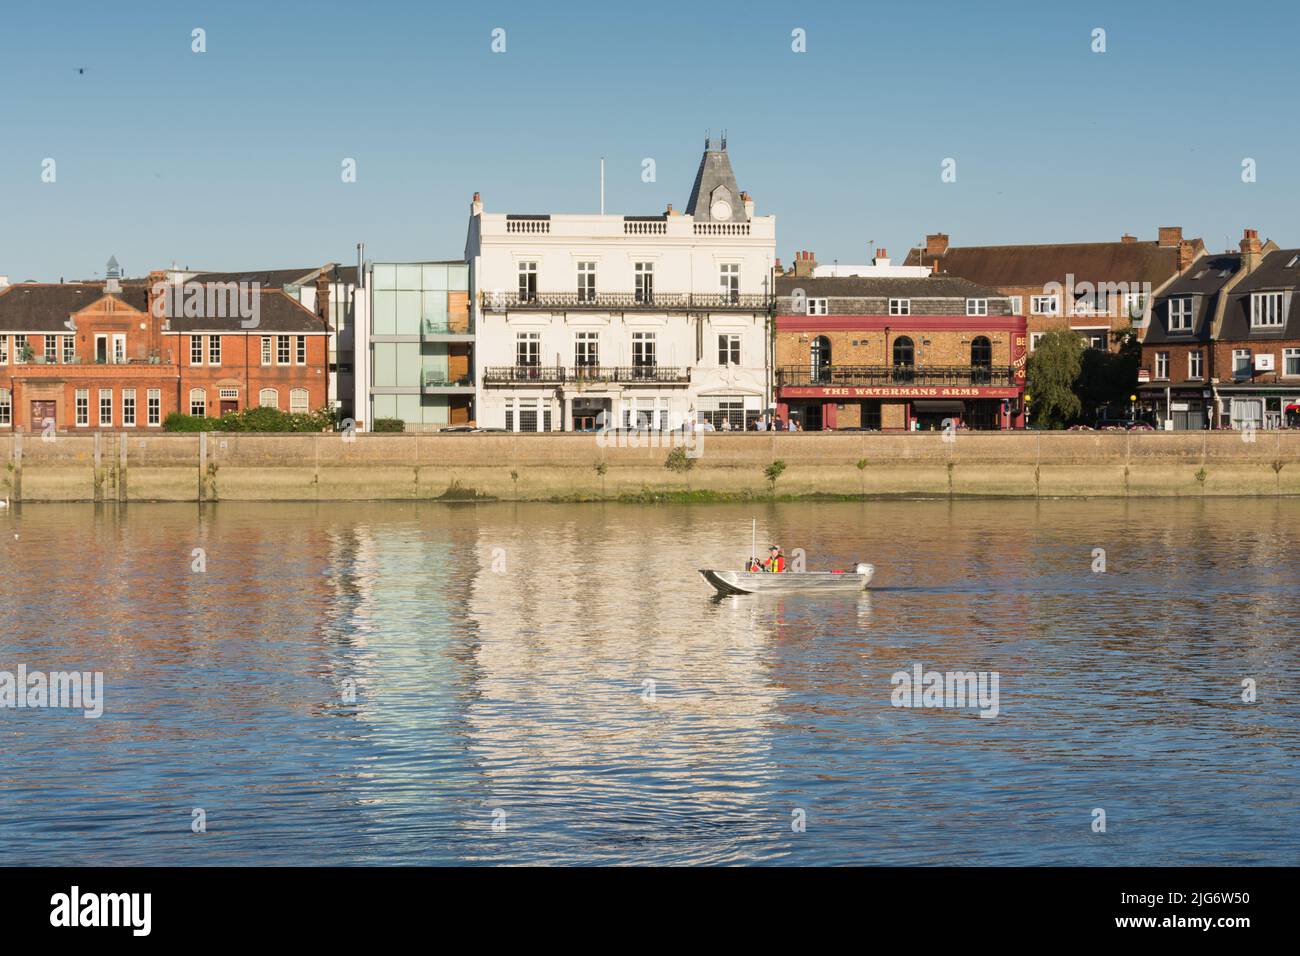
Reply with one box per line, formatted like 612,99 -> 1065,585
1076,329 -> 1141,421
1026,330 -> 1085,428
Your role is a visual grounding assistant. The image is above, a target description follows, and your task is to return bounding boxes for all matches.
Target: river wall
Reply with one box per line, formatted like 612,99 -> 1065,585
2,431 -> 1299,502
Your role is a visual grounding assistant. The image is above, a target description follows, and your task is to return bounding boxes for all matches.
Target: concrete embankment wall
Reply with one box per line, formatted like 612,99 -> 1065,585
1,431 -> 1299,502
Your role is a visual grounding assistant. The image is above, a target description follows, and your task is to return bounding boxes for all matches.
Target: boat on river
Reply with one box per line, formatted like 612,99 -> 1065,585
699,563 -> 875,596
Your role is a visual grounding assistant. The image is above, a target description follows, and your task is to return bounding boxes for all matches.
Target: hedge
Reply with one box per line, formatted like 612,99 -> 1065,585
164,406 -> 336,433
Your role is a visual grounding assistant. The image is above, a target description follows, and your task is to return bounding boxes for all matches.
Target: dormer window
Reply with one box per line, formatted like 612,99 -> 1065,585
889,298 -> 910,316
1251,292 -> 1284,328
1168,297 -> 1193,332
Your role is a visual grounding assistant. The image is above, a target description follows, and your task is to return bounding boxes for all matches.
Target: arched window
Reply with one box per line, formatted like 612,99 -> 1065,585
259,388 -> 279,410
892,336 -> 914,381
810,336 -> 831,383
971,336 -> 992,383
189,388 -> 206,417
290,388 -> 309,414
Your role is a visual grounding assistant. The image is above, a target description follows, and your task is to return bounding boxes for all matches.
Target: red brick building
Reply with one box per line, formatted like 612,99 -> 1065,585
1138,230 -> 1300,430
904,228 -> 1205,352
775,267 -> 1027,431
0,273 -> 330,432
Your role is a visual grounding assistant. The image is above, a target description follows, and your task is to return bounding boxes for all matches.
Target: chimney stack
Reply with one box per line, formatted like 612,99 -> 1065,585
793,250 -> 818,278
1240,228 -> 1263,272
873,248 -> 891,267
1157,226 -> 1183,247
1177,239 -> 1197,273
315,270 -> 333,323
741,191 -> 754,219
925,233 -> 949,257
1120,233 -> 1136,244
471,191 -> 483,216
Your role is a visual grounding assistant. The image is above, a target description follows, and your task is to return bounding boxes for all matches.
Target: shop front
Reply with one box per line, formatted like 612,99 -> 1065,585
777,384 -> 1024,431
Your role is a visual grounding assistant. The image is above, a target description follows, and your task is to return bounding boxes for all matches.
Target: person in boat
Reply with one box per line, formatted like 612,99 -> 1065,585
746,556 -> 762,572
763,545 -> 785,572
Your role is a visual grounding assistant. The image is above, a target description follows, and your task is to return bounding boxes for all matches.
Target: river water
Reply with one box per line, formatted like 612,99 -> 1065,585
1,499 -> 1297,865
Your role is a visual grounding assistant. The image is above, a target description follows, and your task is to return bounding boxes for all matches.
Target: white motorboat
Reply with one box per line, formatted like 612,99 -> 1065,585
700,563 -> 875,596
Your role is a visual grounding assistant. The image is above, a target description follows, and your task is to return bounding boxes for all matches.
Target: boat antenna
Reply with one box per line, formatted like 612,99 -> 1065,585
751,518 -> 756,564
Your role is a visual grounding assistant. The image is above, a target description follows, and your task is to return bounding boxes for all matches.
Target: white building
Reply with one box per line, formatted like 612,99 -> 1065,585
465,137 -> 776,432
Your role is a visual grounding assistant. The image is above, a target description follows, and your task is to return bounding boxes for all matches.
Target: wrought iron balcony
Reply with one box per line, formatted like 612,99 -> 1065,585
483,364 -> 689,385
777,365 -> 1018,388
480,291 -> 772,313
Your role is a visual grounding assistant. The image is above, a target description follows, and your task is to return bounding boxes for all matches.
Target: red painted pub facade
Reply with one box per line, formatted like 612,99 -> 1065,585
774,268 -> 1027,431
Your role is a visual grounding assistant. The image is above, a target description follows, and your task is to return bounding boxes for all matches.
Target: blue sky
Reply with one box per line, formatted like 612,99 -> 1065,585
1,0 -> 1297,280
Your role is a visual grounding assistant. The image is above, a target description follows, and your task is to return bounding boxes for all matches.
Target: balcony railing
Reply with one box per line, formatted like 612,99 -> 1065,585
777,365 -> 1018,388
421,317 -> 473,336
481,291 -> 772,313
483,365 -> 689,385
422,369 -> 473,388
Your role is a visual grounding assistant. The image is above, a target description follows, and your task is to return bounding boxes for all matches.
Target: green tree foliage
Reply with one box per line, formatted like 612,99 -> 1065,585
1026,331 -> 1085,428
1075,329 -> 1141,421
164,406 -> 336,433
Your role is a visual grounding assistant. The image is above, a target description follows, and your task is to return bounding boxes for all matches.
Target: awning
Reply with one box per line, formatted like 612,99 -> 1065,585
911,400 -> 966,414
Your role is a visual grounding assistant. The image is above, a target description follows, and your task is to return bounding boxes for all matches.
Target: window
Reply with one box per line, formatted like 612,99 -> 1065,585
892,336 -> 915,380
259,388 -> 279,409
1233,349 -> 1252,378
632,331 -> 656,370
191,336 -> 203,365
1009,296 -> 1023,315
0,336 -> 7,364
577,261 -> 596,303
290,388 -> 309,413
0,389 -> 10,426
970,336 -> 992,372
1168,297 -> 1193,332
190,388 -> 206,417
122,389 -> 136,427
75,389 -> 89,426
261,337 -> 272,365
1251,292 -> 1284,328
1030,294 -> 1059,315
295,336 -> 306,365
516,331 -> 540,367
98,388 -> 112,427
635,262 -> 654,304
718,333 -> 741,366
1124,292 -> 1147,319
966,299 -> 988,317
810,336 -> 832,382
208,335 -> 221,366
1029,332 -> 1044,351
1155,351 -> 1169,380
1189,351 -> 1204,380
518,262 -> 538,302
147,389 -> 161,426
719,263 -> 740,303
44,335 -> 57,363
1286,348 -> 1300,377
807,298 -> 828,316
113,335 -> 126,364
574,331 -> 599,368
62,335 -> 74,364
277,336 -> 291,365
1085,332 -> 1107,350
889,298 -> 911,316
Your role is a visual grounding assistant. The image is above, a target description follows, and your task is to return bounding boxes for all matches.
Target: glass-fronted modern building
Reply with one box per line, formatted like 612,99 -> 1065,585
355,261 -> 473,430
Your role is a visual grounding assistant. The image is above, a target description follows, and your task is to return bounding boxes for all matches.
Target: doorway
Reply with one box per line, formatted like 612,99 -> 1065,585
30,400 -> 57,430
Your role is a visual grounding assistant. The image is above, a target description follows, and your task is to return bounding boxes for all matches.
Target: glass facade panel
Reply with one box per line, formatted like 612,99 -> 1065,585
395,291 -> 421,335
372,264 -> 398,291
373,342 -> 399,387
372,290 -> 398,335
395,343 -> 421,387
396,264 -> 423,289
421,264 -> 449,289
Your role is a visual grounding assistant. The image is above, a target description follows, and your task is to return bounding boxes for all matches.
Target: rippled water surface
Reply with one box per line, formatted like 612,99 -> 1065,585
1,499 -> 1298,865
